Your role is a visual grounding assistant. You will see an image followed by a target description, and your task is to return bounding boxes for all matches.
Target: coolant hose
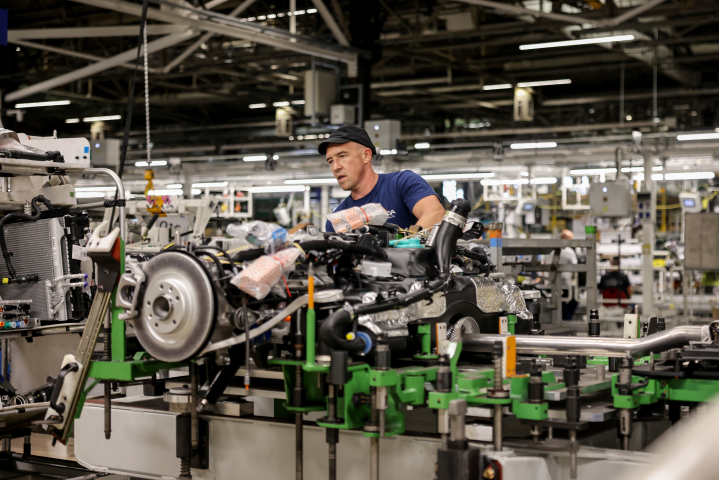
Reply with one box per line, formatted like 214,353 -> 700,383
320,273 -> 451,353
0,196 -> 52,279
433,198 -> 470,274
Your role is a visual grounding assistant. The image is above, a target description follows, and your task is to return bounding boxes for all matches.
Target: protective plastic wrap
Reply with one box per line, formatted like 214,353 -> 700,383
227,221 -> 288,253
326,203 -> 389,233
498,282 -> 532,320
230,248 -> 301,299
471,276 -> 505,313
0,129 -> 45,154
358,287 -> 446,337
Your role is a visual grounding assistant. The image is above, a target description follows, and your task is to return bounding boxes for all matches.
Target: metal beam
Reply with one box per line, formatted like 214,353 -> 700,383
5,32 -> 196,102
377,0 -> 415,34
309,0 -> 350,46
8,24 -> 185,40
68,0 -> 358,76
457,0 -> 592,25
597,0 -> 667,27
9,39 -> 161,73
162,0 -> 258,74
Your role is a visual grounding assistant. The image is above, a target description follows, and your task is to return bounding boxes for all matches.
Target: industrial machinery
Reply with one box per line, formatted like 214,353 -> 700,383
44,194 -> 719,480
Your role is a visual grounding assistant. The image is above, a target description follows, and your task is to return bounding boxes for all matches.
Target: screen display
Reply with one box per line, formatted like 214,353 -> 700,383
683,199 -> 696,208
523,203 -> 534,211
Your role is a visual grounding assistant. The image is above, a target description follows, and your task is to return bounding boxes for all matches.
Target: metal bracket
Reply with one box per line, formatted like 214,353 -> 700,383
116,260 -> 147,320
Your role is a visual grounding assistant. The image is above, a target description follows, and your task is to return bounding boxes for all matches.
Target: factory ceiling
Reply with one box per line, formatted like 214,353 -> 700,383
1,0 -> 719,175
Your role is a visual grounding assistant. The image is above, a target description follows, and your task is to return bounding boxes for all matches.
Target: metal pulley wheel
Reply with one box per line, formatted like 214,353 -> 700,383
132,251 -> 216,362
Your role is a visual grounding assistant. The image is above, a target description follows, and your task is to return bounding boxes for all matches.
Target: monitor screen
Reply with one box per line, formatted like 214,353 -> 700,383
683,199 -> 696,208
523,203 -> 534,211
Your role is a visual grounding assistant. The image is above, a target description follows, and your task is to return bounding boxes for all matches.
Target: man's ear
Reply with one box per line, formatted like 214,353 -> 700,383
363,147 -> 373,164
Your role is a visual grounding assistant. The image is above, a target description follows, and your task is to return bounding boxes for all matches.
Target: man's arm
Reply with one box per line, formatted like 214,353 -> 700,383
412,195 -> 445,229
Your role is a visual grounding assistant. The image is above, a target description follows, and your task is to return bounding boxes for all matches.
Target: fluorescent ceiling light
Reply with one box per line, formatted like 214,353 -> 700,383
632,173 -> 664,181
380,149 -> 398,155
422,173 -> 494,181
250,185 -> 307,193
192,189 -> 202,195
15,100 -> 71,108
243,155 -> 268,162
147,189 -> 183,196
621,166 -> 664,173
134,160 -> 167,167
482,84 -> 512,90
192,182 -> 228,188
517,79 -> 571,88
273,101 -> 290,107
291,100 -> 305,105
75,186 -> 116,192
510,142 -> 557,149
66,118 -> 80,124
677,133 -> 719,141
83,115 -> 121,122
167,184 -> 182,189
414,142 -> 431,149
664,172 -> 716,180
519,34 -> 634,51
75,192 -> 106,198
530,177 -> 558,184
569,168 -> 617,175
482,179 -> 529,186
285,178 -> 337,185
249,103 -> 266,109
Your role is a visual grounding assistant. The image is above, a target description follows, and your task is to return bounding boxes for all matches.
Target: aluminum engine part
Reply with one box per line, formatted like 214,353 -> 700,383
447,317 -> 480,342
499,282 -> 532,319
119,251 -> 224,362
358,286 -> 446,337
471,276 -> 505,313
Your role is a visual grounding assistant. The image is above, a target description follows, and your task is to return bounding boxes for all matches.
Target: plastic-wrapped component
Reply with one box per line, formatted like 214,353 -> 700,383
447,317 -> 480,341
230,248 -> 301,299
0,129 -> 46,154
327,203 -> 389,233
471,276 -> 505,313
499,282 -> 532,320
227,221 -> 288,253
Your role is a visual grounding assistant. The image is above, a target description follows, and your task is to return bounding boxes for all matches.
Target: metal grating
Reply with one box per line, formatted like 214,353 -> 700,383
0,217 -> 70,320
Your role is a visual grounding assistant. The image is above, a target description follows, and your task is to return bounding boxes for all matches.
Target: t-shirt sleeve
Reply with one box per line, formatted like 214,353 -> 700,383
325,219 -> 335,233
395,170 -> 440,213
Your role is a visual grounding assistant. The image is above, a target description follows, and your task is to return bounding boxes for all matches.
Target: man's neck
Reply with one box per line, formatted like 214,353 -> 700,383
350,169 -> 379,200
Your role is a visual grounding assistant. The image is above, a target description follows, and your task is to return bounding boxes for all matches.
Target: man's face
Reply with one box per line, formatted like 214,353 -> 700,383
325,142 -> 372,191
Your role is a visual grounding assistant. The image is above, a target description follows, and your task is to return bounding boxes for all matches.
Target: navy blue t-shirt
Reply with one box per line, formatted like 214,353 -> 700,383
325,170 -> 439,232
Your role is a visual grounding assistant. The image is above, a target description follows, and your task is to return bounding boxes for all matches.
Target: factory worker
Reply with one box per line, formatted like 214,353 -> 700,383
546,229 -> 579,320
319,125 -> 445,232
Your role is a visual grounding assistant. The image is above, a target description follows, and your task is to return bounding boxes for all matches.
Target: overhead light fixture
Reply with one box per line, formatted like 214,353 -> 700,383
530,177 -> 558,184
482,84 -> 512,90
414,142 -> 431,149
285,178 -> 336,185
481,179 -> 529,186
167,184 -> 183,189
510,142 -> 557,149
291,100 -> 305,105
517,79 -> 571,88
192,182 -> 228,188
664,172 -> 716,180
65,118 -> 80,124
243,155 -> 268,162
519,34 -> 634,51
631,173 -> 664,181
75,186 -> 117,192
249,103 -> 267,109
75,192 -> 106,198
379,149 -> 398,155
147,189 -> 184,196
250,185 -> 307,193
83,115 -> 121,122
422,173 -> 494,181
191,189 -> 202,195
14,100 -> 71,108
273,101 -> 290,107
677,133 -> 719,141
272,155 -> 280,160
134,160 -> 167,167
569,168 -> 617,175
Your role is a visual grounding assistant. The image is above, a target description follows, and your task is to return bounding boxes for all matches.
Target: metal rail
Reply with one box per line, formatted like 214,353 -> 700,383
463,325 -> 711,357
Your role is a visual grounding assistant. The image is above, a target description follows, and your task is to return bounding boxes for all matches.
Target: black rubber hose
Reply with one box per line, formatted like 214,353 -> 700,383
232,248 -> 265,262
320,273 -> 450,353
0,196 -> 51,279
297,240 -> 388,260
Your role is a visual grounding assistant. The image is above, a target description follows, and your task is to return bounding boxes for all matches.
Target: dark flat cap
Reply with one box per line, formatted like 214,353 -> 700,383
318,125 -> 376,155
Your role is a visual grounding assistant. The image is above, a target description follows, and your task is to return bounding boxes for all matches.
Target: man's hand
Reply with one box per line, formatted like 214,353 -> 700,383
412,196 -> 446,230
